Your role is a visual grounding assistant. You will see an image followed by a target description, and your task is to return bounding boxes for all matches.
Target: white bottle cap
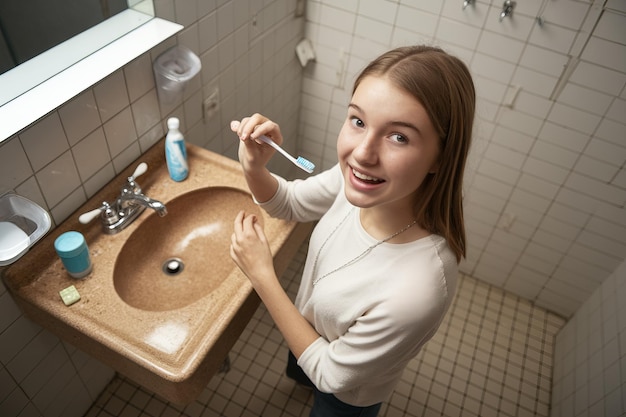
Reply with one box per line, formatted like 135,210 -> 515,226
167,117 -> 180,130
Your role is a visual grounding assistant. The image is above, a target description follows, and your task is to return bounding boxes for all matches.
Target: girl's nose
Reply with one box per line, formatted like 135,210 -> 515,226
352,134 -> 379,165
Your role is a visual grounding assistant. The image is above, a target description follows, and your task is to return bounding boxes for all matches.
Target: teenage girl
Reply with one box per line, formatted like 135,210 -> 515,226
230,45 -> 475,416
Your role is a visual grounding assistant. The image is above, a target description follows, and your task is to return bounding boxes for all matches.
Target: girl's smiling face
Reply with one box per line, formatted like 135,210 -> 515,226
337,75 -> 441,217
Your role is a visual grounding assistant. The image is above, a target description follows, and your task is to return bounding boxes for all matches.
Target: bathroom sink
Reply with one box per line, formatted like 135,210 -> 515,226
114,187 -> 262,311
2,140 -> 312,404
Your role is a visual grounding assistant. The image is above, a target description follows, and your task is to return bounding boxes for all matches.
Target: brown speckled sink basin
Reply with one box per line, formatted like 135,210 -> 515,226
114,187 -> 262,311
2,140 -> 312,404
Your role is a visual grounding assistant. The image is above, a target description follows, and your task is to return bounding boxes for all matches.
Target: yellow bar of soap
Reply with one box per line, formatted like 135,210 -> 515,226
59,285 -> 81,306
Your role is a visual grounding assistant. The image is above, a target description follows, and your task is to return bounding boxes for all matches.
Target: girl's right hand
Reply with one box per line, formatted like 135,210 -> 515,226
230,114 -> 284,172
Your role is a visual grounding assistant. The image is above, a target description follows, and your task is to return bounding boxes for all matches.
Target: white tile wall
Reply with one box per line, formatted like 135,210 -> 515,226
300,0 -> 626,319
0,284 -> 115,417
551,259 -> 626,416
0,1 -> 304,416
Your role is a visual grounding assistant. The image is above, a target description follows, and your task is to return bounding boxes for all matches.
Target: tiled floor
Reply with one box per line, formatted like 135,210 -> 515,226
85,242 -> 566,417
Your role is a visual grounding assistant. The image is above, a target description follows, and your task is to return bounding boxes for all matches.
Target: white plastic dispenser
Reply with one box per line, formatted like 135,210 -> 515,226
165,117 -> 189,181
295,38 -> 316,67
153,45 -> 201,105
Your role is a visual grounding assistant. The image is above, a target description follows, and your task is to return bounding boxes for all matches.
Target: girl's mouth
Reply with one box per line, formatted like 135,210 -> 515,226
352,168 -> 384,184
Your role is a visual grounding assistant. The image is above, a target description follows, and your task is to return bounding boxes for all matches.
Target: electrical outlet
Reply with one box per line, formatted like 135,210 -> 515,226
203,87 -> 219,120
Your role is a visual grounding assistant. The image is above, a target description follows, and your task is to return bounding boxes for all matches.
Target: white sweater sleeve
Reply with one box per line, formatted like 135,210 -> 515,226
257,164 -> 343,222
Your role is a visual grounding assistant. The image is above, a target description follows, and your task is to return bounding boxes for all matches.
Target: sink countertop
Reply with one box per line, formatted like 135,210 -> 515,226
2,139 -> 312,403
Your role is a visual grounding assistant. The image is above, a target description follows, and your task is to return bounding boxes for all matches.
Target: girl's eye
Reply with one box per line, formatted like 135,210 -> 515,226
350,117 -> 365,128
390,133 -> 408,144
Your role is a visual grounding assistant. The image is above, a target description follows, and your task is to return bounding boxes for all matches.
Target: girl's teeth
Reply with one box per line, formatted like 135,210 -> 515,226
353,169 -> 383,182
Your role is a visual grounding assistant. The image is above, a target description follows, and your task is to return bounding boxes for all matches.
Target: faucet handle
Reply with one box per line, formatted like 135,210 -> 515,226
79,207 -> 103,224
130,162 -> 147,181
124,162 -> 148,195
79,202 -> 119,225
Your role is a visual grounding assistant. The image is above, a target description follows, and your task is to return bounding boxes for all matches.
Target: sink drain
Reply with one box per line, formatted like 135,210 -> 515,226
162,258 -> 184,276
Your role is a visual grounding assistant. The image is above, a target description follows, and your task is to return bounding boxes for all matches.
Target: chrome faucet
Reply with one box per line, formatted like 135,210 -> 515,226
79,162 -> 167,234
116,175 -> 168,217
499,0 -> 516,21
117,192 -> 167,216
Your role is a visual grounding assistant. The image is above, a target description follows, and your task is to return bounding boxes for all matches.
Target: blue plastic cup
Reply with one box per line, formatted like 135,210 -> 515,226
54,231 -> 92,279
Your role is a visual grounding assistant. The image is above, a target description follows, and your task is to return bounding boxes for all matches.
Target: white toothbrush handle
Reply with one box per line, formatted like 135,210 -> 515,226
258,135 -> 298,165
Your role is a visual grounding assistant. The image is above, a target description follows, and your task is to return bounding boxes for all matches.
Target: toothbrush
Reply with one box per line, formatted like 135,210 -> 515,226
258,135 -> 315,174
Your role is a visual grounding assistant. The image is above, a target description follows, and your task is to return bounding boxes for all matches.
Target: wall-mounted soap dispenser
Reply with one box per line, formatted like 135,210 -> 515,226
153,45 -> 201,105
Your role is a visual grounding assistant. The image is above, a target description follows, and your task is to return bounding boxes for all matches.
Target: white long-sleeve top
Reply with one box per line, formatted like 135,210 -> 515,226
258,165 -> 458,406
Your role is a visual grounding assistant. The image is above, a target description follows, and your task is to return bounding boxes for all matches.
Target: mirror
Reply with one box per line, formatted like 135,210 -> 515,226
0,0 -> 129,78
0,0 -> 155,142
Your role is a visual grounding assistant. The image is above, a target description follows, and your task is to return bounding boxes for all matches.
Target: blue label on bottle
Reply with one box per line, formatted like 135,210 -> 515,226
166,139 -> 188,181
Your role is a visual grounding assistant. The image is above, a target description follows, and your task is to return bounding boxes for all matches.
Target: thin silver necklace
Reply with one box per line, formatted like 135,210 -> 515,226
312,208 -> 418,286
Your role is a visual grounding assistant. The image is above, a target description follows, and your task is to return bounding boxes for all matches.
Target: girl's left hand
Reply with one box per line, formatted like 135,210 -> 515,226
230,210 -> 275,288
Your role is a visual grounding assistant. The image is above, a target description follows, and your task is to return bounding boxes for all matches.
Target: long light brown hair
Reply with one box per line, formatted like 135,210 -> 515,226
353,45 -> 475,262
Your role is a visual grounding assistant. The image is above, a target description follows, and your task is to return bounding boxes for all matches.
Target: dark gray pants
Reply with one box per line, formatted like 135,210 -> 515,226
286,351 -> 382,417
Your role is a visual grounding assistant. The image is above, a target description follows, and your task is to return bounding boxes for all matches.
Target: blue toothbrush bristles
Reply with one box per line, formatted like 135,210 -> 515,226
257,134 -> 315,174
296,157 -> 315,174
